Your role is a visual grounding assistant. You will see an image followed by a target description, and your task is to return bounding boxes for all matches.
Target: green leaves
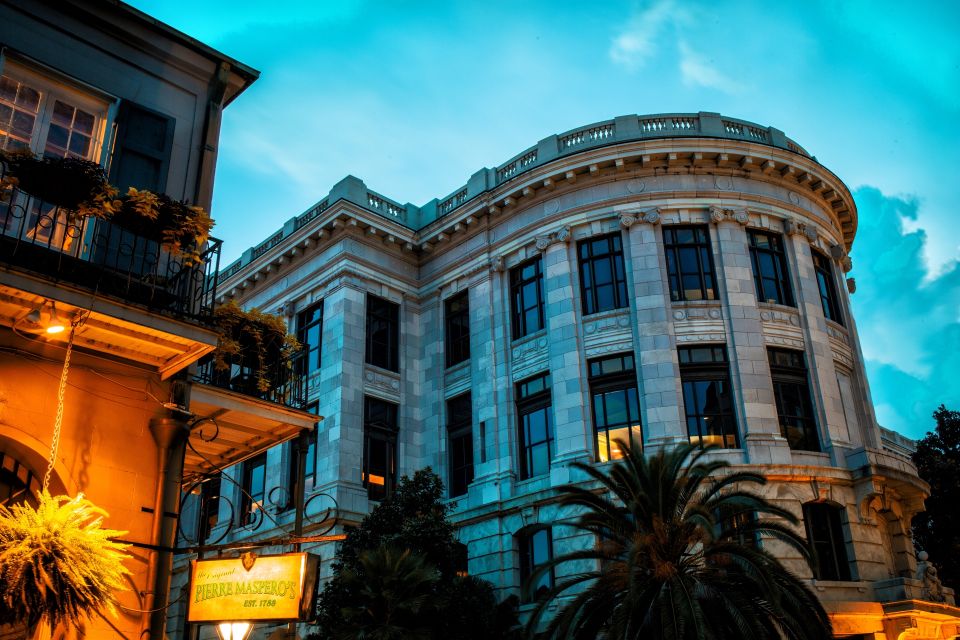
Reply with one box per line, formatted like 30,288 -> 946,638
0,490 -> 131,631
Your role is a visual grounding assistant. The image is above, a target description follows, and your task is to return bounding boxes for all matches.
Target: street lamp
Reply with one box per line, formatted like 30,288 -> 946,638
216,622 -> 252,640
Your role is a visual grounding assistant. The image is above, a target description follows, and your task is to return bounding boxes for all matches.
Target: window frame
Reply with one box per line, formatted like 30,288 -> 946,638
678,345 -> 739,448
197,474 -> 221,542
365,294 -> 400,372
518,527 -> 554,602
446,392 -> 474,498
363,396 -> 399,501
515,372 -> 553,480
812,251 -> 844,326
588,353 -> 642,462
578,233 -> 629,315
748,229 -> 795,307
803,502 -> 852,581
285,402 -> 319,511
296,301 -> 324,378
510,257 -> 545,340
663,225 -> 718,302
239,453 -> 267,526
444,290 -> 471,368
768,348 -> 820,452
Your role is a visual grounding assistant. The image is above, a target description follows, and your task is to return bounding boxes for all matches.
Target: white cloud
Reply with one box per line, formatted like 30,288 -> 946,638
677,41 -> 745,94
609,0 -> 676,69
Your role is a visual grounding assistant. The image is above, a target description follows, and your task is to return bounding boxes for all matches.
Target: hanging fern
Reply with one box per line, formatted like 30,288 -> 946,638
0,490 -> 131,631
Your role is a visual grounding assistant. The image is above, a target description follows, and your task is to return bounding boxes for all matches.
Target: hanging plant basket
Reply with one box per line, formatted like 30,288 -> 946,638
1,149 -> 108,211
0,490 -> 131,632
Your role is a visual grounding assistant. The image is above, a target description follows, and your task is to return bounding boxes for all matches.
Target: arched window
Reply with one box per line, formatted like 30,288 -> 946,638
803,502 -> 852,580
0,451 -> 41,507
518,527 -> 553,601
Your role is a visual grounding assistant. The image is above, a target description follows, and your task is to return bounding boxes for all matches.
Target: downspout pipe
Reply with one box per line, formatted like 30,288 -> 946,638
143,415 -> 190,639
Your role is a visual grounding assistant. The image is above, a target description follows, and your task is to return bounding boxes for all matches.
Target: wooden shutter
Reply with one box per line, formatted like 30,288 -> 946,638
109,101 -> 174,194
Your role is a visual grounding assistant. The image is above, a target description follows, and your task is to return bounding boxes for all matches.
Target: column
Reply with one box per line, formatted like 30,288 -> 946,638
711,207 -> 791,464
540,227 -> 591,482
622,207 -> 686,449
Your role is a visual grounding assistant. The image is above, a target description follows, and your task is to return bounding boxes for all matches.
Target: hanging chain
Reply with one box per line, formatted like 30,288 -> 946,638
43,323 -> 77,491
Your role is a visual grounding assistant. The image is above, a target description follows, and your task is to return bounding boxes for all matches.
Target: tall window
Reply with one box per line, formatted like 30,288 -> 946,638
286,408 -> 319,511
516,372 -> 553,479
663,225 -> 717,302
679,346 -> 738,448
447,393 -> 474,497
510,257 -> 545,339
748,230 -> 794,306
239,453 -> 266,526
589,353 -> 642,462
366,295 -> 400,372
768,348 -> 820,452
519,527 -> 554,601
445,291 -> 471,368
812,251 -> 843,326
197,474 -> 221,542
364,397 -> 398,501
296,301 -> 323,377
578,234 -> 628,315
803,502 -> 851,581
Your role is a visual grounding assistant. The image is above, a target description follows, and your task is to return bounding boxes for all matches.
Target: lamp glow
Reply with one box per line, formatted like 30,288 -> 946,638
216,622 -> 252,640
45,303 -> 65,334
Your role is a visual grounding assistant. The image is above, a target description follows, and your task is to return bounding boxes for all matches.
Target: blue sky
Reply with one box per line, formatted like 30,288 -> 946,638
130,0 -> 960,439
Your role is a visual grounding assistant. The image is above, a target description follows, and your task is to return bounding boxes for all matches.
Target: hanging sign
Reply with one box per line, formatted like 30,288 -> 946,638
187,552 -> 320,622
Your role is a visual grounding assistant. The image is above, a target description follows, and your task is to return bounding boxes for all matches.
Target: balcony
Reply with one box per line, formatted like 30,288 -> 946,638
193,348 -> 308,410
0,173 -> 221,322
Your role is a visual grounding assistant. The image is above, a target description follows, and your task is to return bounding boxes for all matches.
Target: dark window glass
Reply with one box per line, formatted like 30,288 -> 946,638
748,230 -> 794,306
516,372 -> 552,479
803,503 -> 851,580
364,397 -> 398,501
510,257 -> 545,339
366,295 -> 400,372
197,474 -> 221,542
679,346 -> 738,448
286,404 -> 319,510
445,291 -> 471,368
768,348 -> 820,452
663,225 -> 717,302
296,301 -> 323,377
588,354 -> 641,461
447,393 -> 474,497
519,528 -> 553,601
240,453 -> 266,526
109,101 -> 174,194
0,451 -> 40,508
812,251 -> 843,326
579,234 -> 629,315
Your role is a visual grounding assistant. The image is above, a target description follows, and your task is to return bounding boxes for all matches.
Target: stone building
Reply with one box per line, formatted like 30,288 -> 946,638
0,2 -> 316,638
183,111 -> 960,639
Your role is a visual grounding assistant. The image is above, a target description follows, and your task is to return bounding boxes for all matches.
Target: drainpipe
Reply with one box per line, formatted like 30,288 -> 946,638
143,415 -> 190,639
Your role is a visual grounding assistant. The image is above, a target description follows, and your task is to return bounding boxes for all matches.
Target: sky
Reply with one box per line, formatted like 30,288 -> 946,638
128,0 -> 960,440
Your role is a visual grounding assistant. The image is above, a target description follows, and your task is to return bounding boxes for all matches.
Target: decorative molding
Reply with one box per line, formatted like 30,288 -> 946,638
708,205 -> 748,225
511,333 -> 548,366
846,277 -> 856,294
585,341 -> 634,358
618,212 -> 637,228
534,226 -> 571,251
641,207 -> 662,225
759,308 -> 802,327
841,256 -> 853,273
709,205 -> 726,224
672,306 -> 722,321
364,367 -> 401,395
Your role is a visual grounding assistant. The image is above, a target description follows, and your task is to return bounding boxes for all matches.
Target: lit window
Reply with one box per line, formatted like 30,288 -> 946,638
578,233 -> 628,315
812,251 -> 843,326
363,397 -> 398,501
588,353 -> 642,461
768,348 -> 820,452
803,502 -> 852,580
444,291 -> 470,368
663,225 -> 717,302
516,372 -> 552,479
519,528 -> 554,601
748,229 -> 794,306
510,257 -> 545,339
679,346 -> 738,448
446,393 -> 473,497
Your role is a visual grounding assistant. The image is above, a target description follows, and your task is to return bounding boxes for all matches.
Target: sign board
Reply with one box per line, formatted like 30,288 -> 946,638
187,552 -> 320,623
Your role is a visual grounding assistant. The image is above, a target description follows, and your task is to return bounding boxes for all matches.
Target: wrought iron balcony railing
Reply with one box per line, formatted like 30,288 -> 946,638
0,178 -> 220,322
193,348 -> 309,410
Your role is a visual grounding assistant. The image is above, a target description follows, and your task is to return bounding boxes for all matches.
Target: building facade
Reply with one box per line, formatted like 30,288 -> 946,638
181,115 -> 959,639
0,2 -> 319,639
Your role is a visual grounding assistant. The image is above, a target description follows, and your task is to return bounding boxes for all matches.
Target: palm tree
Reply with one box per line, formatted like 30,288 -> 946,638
334,546 -> 439,640
526,442 -> 833,640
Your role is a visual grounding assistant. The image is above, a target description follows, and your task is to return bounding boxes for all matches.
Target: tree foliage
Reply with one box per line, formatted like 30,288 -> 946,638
527,442 -> 832,640
912,405 -> 960,593
309,469 -> 519,640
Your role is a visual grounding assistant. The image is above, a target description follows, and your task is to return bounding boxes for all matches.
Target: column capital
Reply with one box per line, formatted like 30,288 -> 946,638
709,205 -> 749,225
535,225 -> 571,251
